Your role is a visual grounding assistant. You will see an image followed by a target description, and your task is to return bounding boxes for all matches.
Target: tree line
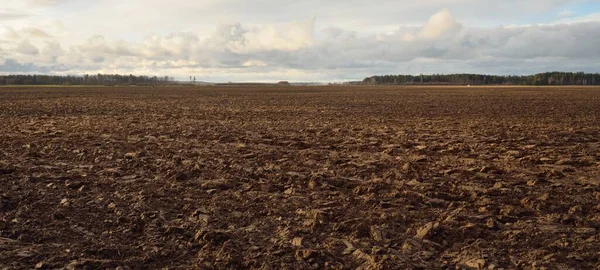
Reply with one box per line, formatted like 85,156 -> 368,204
0,74 -> 175,86
363,72 -> 600,85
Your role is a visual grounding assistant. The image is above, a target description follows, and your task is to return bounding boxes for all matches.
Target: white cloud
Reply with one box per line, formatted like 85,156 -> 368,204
0,8 -> 30,21
203,17 -> 315,54
419,9 -> 462,38
28,0 -> 67,7
242,60 -> 268,67
1,27 -> 21,40
139,33 -> 198,59
229,17 -> 315,53
22,27 -> 53,38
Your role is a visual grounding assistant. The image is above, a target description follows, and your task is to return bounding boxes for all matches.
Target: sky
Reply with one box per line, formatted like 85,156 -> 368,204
0,0 -> 599,82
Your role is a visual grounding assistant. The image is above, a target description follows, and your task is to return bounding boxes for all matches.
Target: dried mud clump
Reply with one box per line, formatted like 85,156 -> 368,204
1,85 -> 600,269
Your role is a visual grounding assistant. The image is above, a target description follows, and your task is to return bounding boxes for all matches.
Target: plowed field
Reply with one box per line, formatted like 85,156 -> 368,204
1,86 -> 599,269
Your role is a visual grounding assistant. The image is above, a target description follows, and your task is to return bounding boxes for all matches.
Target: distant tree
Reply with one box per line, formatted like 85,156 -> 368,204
362,72 -> 600,86
0,73 -> 174,86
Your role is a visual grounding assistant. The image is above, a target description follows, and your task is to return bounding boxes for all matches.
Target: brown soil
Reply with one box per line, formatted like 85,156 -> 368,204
1,86 -> 599,269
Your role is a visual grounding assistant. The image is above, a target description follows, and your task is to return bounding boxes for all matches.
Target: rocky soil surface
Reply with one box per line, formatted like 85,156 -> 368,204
1,86 -> 599,269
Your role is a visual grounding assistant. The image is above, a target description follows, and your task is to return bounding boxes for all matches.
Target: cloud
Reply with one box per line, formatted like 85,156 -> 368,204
1,26 -> 55,41
556,12 -> 600,24
41,41 -> 64,62
0,58 -> 48,72
0,9 -> 29,21
22,27 -> 53,38
1,6 -> 600,81
15,40 -> 40,55
1,27 -> 21,40
73,35 -> 140,64
557,9 -> 576,18
28,0 -> 66,6
490,22 -> 600,59
242,60 -> 268,67
139,32 -> 198,59
206,17 -> 316,54
419,9 -> 462,38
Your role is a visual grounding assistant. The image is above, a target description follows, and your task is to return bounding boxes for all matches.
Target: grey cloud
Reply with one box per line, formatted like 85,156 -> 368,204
15,40 -> 39,55
92,56 -> 105,63
1,7 -> 600,81
185,17 -> 599,77
41,41 -> 64,62
0,58 -> 48,73
490,23 -> 600,59
65,18 -> 600,79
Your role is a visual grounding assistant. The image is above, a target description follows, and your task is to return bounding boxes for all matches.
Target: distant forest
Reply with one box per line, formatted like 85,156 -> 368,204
363,72 -> 600,85
2,72 -> 600,86
0,74 -> 175,85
